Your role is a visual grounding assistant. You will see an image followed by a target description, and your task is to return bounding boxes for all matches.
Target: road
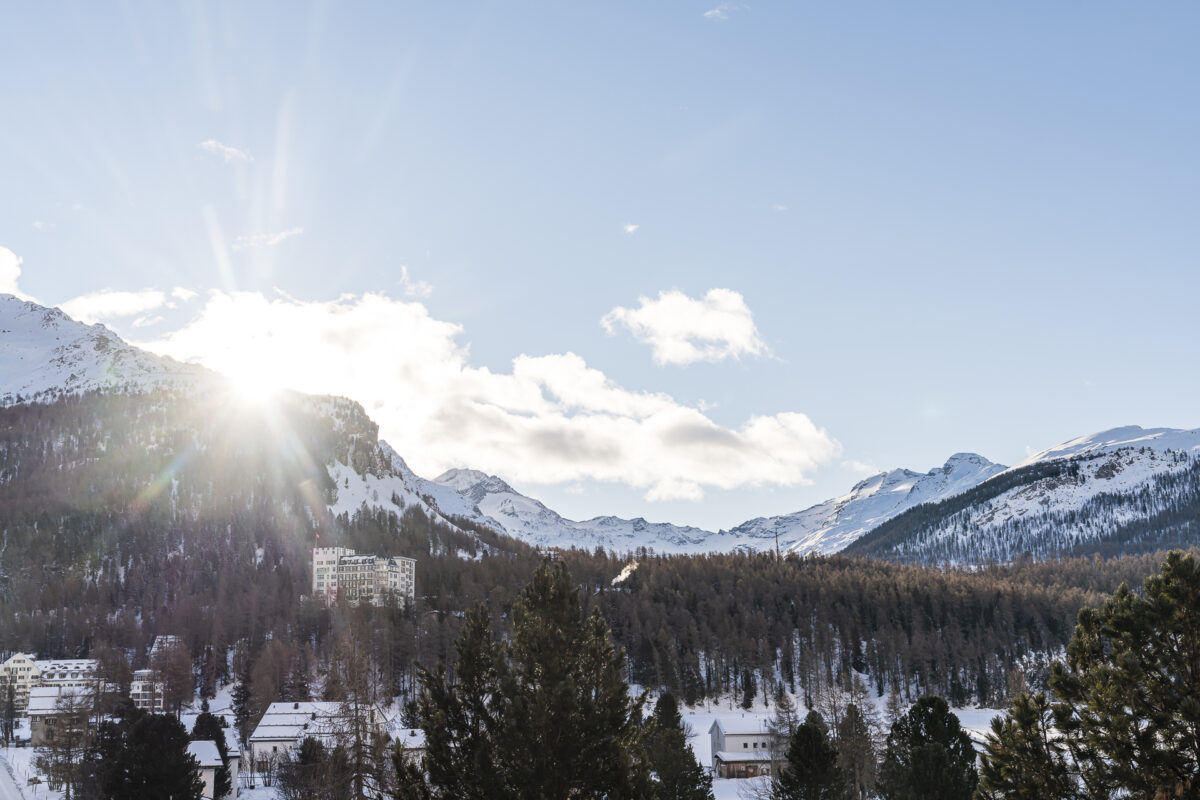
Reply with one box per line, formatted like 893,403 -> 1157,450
0,753 -> 26,800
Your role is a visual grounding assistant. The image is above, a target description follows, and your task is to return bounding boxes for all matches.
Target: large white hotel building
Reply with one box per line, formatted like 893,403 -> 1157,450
311,547 -> 415,607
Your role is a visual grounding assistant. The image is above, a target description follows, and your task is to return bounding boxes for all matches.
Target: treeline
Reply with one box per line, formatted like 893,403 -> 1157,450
0,391 -> 1185,722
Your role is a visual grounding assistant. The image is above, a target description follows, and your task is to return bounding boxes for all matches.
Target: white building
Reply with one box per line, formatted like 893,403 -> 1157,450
187,739 -> 238,799
130,668 -> 164,711
708,718 -> 779,779
0,654 -> 100,711
247,700 -> 391,774
311,547 -> 415,607
0,653 -> 40,710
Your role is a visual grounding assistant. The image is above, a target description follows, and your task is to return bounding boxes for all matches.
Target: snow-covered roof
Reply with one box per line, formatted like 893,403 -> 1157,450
26,685 -> 94,715
182,713 -> 238,754
187,740 -> 224,768
249,701 -> 345,744
392,728 -> 425,750
709,718 -> 773,736
714,750 -> 774,763
33,659 -> 97,679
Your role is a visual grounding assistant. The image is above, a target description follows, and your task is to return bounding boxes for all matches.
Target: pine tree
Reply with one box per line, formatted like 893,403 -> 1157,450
975,692 -> 1076,800
417,603 -> 510,800
877,696 -> 976,800
417,559 -> 651,800
645,693 -> 713,800
499,561 -> 652,799
231,670 -> 254,749
774,712 -> 850,800
1049,551 -> 1200,799
192,708 -> 233,800
79,710 -> 204,800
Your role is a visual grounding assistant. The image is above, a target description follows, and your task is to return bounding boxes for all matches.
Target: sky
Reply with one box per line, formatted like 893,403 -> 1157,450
2,1 -> 1199,531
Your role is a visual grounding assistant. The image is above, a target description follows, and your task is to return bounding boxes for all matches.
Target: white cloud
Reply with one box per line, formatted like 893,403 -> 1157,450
601,288 -> 772,366
232,227 -> 303,251
843,459 -> 880,476
139,291 -> 837,501
33,220 -> 54,232
172,287 -> 198,302
772,204 -> 788,212
132,315 -> 164,328
199,139 -> 253,163
399,266 -> 432,299
623,223 -> 640,235
59,289 -> 167,324
703,3 -> 741,20
0,246 -> 35,301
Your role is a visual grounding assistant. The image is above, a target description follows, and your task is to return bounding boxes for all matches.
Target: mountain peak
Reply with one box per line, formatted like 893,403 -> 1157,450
0,295 -> 207,405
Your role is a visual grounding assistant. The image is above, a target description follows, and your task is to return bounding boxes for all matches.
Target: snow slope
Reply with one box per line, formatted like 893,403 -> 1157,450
862,425 -> 1200,563
432,456 -> 1007,556
727,454 -> 1007,555
434,469 -> 729,553
0,293 -> 205,404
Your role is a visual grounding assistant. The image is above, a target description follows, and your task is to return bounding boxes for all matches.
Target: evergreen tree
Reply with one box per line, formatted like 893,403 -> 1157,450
645,692 -> 713,800
192,708 -> 233,800
975,692 -> 1076,800
1049,550 -> 1200,799
418,559 -> 651,800
498,560 -> 652,799
774,712 -> 850,800
877,696 -> 977,800
231,670 -> 254,749
417,603 -> 510,800
1,682 -> 15,746
79,710 -> 204,800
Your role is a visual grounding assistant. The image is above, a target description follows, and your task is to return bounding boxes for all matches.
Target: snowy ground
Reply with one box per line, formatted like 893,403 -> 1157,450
0,697 -> 1005,800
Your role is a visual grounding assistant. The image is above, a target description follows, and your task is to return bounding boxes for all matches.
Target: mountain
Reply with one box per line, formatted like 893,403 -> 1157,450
5,294 -> 1199,565
433,468 -> 725,553
726,453 -> 1007,555
846,425 -> 1200,563
0,293 -> 205,404
429,454 -> 1008,556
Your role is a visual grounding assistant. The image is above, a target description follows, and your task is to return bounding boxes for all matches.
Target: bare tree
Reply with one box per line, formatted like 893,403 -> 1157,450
35,690 -> 93,800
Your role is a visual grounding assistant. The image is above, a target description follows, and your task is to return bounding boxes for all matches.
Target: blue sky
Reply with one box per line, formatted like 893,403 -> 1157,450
2,1 -> 1198,530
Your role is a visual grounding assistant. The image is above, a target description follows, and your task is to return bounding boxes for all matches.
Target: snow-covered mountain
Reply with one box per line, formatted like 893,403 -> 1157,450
847,425 -> 1200,563
727,453 -> 1007,555
434,468 -> 726,553
5,294 -> 1199,562
0,294 -> 205,404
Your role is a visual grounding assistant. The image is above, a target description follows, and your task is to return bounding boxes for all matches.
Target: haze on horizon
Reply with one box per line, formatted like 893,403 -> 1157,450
2,1 -> 1198,530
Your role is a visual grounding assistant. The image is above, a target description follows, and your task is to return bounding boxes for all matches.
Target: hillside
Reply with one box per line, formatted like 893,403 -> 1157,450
846,426 -> 1200,563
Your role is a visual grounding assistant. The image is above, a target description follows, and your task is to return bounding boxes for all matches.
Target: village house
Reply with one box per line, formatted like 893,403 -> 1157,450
187,739 -> 239,799
26,685 -> 95,747
708,718 -> 780,779
311,546 -> 415,607
247,700 -> 392,776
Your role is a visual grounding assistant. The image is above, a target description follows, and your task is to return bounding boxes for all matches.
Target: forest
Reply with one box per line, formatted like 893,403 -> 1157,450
0,391 -> 1192,727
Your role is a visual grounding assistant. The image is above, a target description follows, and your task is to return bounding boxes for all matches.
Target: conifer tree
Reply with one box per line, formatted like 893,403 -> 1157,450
774,712 -> 850,800
498,560 -> 652,799
79,711 -> 204,800
416,559 -> 651,800
975,692 -> 1075,800
645,692 -> 713,800
417,603 -> 510,800
877,696 -> 976,800
192,707 -> 233,800
1048,551 -> 1200,799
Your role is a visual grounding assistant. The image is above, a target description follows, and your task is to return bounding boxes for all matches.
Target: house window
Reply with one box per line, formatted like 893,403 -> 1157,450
743,742 -> 748,749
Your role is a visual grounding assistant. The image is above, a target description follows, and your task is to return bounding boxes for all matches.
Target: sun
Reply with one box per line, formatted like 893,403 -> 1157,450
225,365 -> 285,408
